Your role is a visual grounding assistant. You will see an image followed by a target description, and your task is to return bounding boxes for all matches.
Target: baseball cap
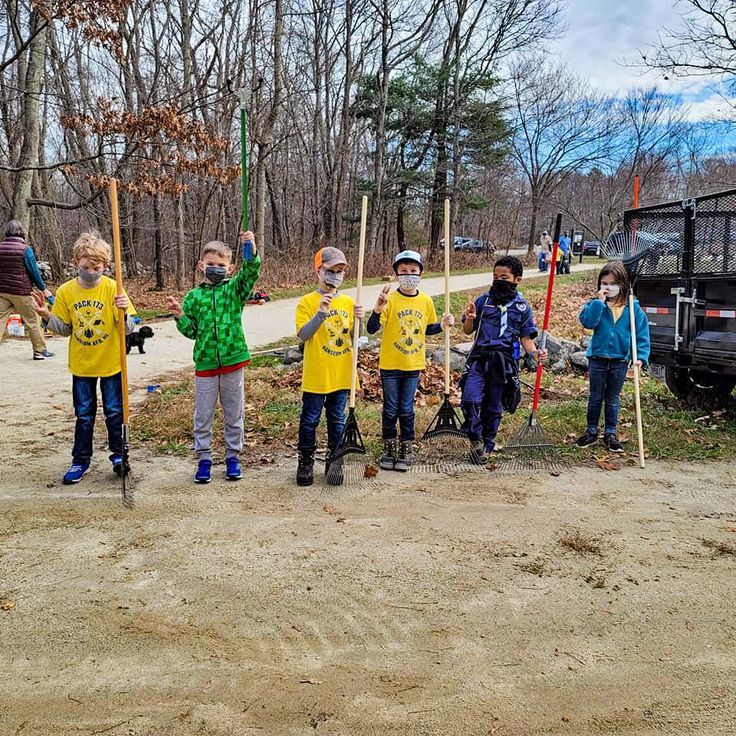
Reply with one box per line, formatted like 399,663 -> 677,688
392,249 -> 424,272
314,246 -> 348,270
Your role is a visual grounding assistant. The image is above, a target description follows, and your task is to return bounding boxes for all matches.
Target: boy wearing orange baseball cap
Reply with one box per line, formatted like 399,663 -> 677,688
294,247 -> 365,486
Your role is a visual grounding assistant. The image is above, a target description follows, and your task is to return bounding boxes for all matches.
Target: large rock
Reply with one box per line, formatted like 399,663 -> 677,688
544,334 -> 580,360
549,358 -> 568,373
430,347 -> 467,371
579,335 -> 590,350
281,346 -> 304,365
453,341 -> 475,356
570,351 -> 589,372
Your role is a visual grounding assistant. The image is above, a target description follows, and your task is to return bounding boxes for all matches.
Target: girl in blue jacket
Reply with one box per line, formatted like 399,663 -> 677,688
575,261 -> 650,453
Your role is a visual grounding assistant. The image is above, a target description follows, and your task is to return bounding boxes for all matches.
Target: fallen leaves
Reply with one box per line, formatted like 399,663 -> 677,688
0,597 -> 16,611
364,463 -> 379,478
595,457 -> 622,471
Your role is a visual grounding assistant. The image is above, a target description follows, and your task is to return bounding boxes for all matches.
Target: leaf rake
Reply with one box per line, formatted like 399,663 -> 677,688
498,212 -> 566,476
413,198 -> 484,474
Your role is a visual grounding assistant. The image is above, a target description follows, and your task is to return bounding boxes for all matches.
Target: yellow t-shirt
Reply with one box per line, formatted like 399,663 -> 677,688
379,290 -> 437,370
296,291 -> 357,394
609,303 -> 625,323
52,276 -> 137,378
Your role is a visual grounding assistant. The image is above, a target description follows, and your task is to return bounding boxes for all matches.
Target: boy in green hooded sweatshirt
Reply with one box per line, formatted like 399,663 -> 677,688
166,230 -> 261,484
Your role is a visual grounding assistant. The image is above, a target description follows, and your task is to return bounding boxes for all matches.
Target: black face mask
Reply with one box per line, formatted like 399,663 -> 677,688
490,280 -> 518,303
205,266 -> 228,284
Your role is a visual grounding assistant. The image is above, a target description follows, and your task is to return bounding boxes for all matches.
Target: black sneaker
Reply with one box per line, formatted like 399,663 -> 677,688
296,452 -> 314,486
574,431 -> 598,448
603,434 -> 624,453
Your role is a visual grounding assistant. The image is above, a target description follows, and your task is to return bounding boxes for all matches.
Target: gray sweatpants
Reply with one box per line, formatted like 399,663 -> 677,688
194,369 -> 244,461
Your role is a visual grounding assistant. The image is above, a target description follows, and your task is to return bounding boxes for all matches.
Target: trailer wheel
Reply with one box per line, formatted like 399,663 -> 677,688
664,367 -> 736,409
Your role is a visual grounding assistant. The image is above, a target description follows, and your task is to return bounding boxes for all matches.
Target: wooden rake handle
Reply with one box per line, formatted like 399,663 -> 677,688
109,178 -> 130,425
349,195 -> 368,409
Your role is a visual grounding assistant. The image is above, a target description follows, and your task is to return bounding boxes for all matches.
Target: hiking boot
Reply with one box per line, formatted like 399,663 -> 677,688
63,463 -> 89,485
111,453 -> 124,476
296,451 -> 314,487
470,441 -> 488,465
194,459 -> 212,484
379,439 -> 398,470
394,440 -> 413,472
575,431 -> 598,448
603,434 -> 625,453
225,457 -> 242,480
325,449 -> 344,486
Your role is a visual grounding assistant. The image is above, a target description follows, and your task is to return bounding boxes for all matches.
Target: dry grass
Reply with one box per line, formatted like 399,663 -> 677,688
559,531 -> 603,556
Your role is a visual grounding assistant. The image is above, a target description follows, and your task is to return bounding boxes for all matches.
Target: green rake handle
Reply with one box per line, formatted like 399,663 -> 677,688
236,89 -> 253,260
531,212 -> 563,418
350,195 -> 368,409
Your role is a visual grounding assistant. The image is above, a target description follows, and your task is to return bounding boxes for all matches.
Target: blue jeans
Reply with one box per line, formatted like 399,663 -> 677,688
586,357 -> 629,435
380,369 -> 420,440
461,361 -> 504,452
538,253 -> 548,271
298,390 -> 349,453
71,373 -> 123,464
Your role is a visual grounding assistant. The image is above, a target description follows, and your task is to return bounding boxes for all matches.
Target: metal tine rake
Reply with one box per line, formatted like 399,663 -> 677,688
413,198 -> 485,474
325,195 -> 376,488
498,212 -> 566,475
110,178 -> 135,507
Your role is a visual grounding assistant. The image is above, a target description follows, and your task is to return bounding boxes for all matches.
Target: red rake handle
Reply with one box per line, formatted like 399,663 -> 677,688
531,213 -> 563,414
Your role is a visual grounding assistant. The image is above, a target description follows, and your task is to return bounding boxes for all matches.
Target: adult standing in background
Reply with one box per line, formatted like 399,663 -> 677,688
0,220 -> 55,360
557,230 -> 572,274
538,230 -> 552,272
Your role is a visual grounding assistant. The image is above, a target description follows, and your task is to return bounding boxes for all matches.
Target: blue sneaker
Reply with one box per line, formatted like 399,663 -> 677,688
111,454 -> 124,476
225,457 -> 242,481
194,459 -> 212,484
63,463 -> 90,485
33,349 -> 55,360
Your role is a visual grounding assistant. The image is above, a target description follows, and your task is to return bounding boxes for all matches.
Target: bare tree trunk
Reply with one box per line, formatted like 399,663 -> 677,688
153,192 -> 164,287
176,192 -> 186,288
11,15 -> 47,228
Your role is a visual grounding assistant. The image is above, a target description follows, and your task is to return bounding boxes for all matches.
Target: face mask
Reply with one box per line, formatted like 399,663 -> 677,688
490,280 -> 518,301
604,284 -> 620,299
321,268 -> 344,289
205,266 -> 228,284
397,274 -> 421,291
78,268 -> 103,286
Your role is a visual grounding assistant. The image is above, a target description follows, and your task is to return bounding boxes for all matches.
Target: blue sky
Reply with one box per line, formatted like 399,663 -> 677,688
551,0 -> 734,122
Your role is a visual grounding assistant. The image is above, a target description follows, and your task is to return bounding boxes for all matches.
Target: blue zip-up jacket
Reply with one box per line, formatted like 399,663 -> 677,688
579,297 -> 650,367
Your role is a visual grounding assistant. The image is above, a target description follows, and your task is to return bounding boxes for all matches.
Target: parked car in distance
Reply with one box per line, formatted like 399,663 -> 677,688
572,240 -> 602,256
439,236 -> 492,253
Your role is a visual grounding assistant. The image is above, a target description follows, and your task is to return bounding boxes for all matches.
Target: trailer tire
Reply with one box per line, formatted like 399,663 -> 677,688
664,367 -> 736,409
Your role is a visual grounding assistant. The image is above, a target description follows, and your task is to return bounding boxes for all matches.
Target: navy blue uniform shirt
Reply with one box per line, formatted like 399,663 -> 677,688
463,291 -> 538,356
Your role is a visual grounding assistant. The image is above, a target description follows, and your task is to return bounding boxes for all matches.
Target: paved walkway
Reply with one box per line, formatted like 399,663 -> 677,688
0,262 -> 597,412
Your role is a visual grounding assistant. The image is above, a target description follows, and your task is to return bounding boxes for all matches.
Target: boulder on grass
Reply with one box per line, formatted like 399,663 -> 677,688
570,351 -> 589,372
430,347 -> 467,371
282,346 -> 304,365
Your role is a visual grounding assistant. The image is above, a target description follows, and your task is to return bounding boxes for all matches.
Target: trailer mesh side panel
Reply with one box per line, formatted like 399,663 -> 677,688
692,191 -> 736,275
624,205 -> 686,276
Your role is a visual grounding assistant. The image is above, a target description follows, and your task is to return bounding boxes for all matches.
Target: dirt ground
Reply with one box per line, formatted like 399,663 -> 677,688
2,341 -> 736,735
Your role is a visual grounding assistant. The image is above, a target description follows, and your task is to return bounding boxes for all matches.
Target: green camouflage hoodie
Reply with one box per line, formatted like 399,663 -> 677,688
175,255 -> 261,371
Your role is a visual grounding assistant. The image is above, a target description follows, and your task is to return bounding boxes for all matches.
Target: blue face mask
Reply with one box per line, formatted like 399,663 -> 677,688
78,268 -> 103,286
205,266 -> 228,284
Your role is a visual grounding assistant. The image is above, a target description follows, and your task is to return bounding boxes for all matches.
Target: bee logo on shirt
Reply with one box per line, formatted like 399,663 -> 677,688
394,309 -> 424,355
72,300 -> 109,347
322,308 -> 352,356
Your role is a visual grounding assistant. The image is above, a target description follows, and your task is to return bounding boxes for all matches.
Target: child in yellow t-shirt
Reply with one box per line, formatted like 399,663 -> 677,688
295,247 -> 365,486
366,250 -> 454,471
32,232 -> 136,485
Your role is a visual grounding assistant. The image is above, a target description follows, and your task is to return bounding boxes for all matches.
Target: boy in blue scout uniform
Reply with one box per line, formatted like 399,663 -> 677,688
460,256 -> 547,463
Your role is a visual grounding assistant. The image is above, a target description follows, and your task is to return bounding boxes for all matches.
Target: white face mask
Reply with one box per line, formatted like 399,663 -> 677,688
321,268 -> 344,289
605,284 -> 620,299
397,274 -> 421,291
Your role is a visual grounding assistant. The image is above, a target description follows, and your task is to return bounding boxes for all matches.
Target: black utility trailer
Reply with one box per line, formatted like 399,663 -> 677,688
626,187 -> 736,408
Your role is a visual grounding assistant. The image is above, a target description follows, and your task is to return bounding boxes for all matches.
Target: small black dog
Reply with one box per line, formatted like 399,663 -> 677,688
126,325 -> 154,354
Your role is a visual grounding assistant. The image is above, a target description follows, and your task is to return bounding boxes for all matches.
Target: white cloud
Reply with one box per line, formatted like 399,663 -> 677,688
547,0 -> 733,121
